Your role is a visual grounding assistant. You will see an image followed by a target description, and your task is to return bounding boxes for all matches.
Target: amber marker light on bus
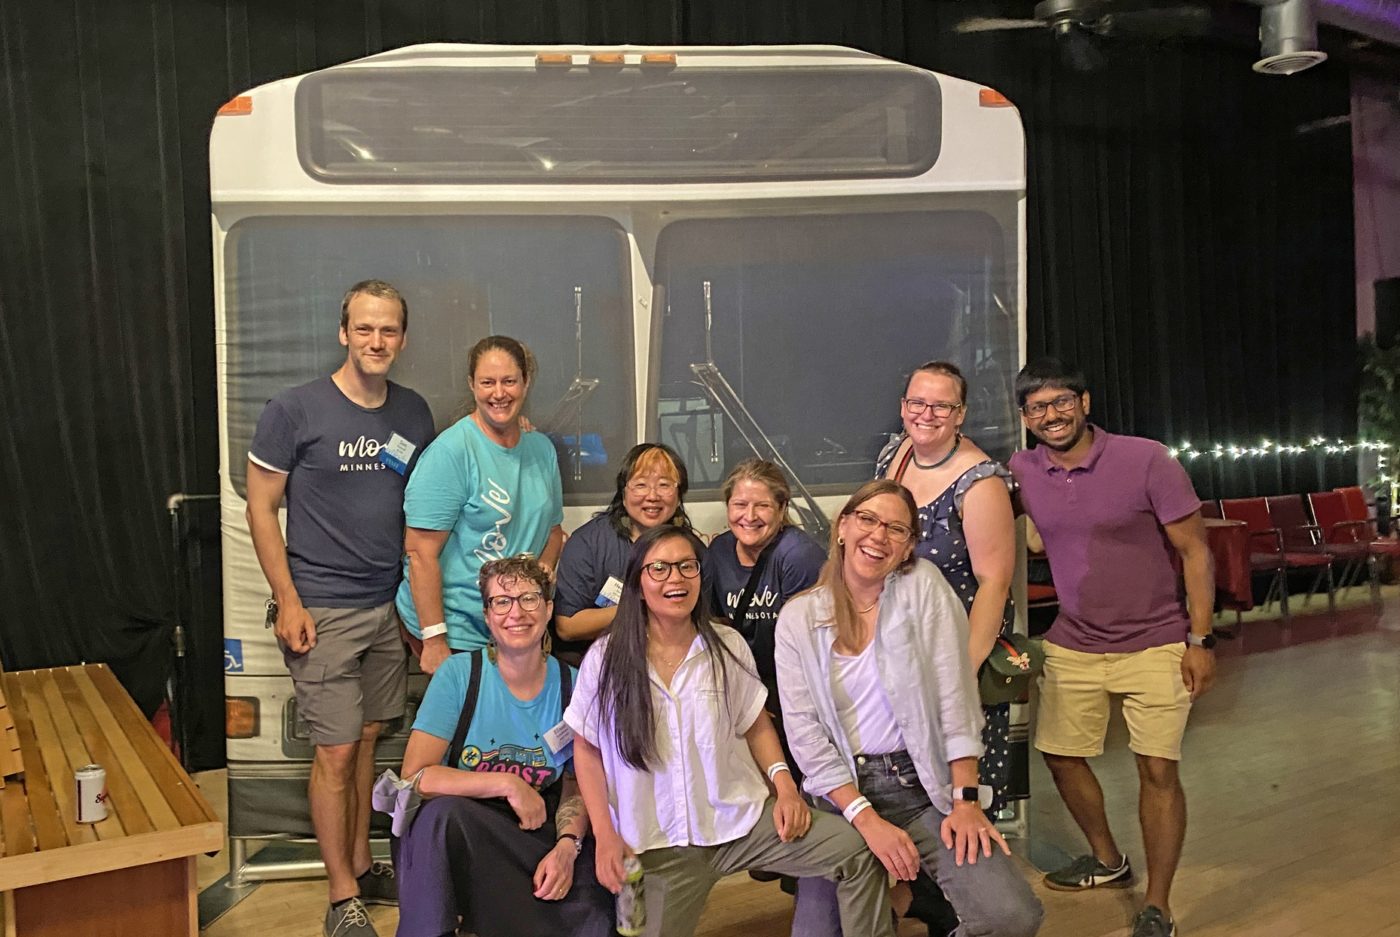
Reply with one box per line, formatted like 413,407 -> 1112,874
535,52 -> 575,67
217,96 -> 253,116
979,88 -> 1013,108
640,52 -> 678,67
226,696 -> 259,738
589,52 -> 626,66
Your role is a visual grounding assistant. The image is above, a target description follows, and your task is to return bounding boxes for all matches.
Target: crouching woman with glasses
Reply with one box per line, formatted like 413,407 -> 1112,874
393,555 -> 614,937
774,480 -> 1043,937
565,525 -> 895,937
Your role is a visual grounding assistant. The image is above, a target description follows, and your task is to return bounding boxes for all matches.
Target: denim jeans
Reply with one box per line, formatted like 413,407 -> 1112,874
797,751 -> 1044,937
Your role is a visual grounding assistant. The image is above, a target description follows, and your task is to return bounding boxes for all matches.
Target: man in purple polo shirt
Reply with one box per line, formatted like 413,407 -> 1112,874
1009,359 -> 1215,937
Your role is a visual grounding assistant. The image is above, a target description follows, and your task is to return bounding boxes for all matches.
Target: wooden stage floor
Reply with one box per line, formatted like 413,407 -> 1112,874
191,590 -> 1400,937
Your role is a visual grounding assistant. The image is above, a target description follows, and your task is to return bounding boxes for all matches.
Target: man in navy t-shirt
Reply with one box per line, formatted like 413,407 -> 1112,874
246,280 -> 435,937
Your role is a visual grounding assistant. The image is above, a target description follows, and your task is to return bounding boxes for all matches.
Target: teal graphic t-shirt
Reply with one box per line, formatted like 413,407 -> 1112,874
397,418 -> 563,649
413,653 -> 575,789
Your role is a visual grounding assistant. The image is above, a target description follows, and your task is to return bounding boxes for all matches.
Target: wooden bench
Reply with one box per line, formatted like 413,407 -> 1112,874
0,663 -> 222,937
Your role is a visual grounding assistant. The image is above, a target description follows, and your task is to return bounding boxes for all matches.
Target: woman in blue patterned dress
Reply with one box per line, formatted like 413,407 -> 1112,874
876,361 -> 1017,816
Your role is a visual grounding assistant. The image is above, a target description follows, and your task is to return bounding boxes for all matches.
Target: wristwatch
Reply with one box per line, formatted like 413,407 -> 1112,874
950,785 -> 993,809
556,832 -> 583,854
1186,632 -> 1217,650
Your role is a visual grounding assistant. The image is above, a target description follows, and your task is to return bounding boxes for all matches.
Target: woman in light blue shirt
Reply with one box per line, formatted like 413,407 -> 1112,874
774,480 -> 1043,937
398,336 -> 565,674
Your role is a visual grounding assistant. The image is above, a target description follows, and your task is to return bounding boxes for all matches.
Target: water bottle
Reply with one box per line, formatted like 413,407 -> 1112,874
616,854 -> 646,936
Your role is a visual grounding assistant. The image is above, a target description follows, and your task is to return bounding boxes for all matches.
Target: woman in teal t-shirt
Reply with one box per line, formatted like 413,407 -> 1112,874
398,336 -> 564,674
395,555 -> 612,937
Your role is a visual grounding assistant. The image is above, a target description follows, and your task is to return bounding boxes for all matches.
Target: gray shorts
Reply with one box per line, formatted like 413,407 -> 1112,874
283,601 -> 408,747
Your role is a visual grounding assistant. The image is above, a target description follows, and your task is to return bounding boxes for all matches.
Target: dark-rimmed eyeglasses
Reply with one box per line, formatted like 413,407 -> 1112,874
1020,393 -> 1081,419
849,510 -> 915,544
643,559 -> 701,581
484,591 -> 545,614
901,398 -> 963,418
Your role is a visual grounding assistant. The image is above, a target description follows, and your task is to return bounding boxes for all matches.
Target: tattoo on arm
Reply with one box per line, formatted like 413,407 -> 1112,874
555,794 -> 587,836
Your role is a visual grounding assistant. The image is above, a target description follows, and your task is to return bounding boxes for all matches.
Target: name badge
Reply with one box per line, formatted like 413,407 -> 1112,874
379,432 -> 417,475
543,720 -> 574,755
595,576 -> 624,608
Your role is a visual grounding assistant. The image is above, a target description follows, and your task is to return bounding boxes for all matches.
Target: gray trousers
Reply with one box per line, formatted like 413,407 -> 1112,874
637,798 -> 894,937
801,752 -> 1043,937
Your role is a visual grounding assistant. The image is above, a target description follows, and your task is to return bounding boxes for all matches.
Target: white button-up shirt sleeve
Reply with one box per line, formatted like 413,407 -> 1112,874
910,562 -> 985,765
774,592 -> 857,801
563,636 -> 606,746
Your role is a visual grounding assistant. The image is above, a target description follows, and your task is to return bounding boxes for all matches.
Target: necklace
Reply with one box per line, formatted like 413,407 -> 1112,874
858,598 -> 880,614
910,433 -> 961,470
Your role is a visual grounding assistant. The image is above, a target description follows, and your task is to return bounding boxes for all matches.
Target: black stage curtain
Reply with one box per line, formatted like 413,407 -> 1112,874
0,0 -> 1357,768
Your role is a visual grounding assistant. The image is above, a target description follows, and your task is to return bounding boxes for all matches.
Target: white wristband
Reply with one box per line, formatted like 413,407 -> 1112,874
766,762 -> 791,782
842,796 -> 873,824
420,622 -> 448,640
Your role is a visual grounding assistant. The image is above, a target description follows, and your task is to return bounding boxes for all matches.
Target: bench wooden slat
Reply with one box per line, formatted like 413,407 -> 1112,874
36,672 -> 126,840
84,667 -> 216,827
68,670 -> 181,832
15,672 -> 95,847
53,669 -> 154,837
0,781 -> 34,858
1,675 -> 68,851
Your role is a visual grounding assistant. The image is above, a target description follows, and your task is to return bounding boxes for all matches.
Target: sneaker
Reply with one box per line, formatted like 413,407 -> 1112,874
1131,905 -> 1177,937
357,861 -> 398,906
325,897 -> 378,937
1043,853 -> 1134,891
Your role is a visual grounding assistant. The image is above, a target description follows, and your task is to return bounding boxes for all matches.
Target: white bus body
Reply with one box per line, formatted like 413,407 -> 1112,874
212,43 -> 1026,857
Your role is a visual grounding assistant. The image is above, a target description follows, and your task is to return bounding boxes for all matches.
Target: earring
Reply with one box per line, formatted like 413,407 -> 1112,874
487,640 -> 499,666
541,631 -> 553,660
837,536 -> 844,546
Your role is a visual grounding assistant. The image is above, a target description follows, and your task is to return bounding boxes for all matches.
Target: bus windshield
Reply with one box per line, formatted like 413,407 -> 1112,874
224,214 -> 635,500
653,210 -> 1018,493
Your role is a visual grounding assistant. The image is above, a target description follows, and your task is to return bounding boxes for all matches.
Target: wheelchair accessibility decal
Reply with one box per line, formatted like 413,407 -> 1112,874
224,638 -> 245,673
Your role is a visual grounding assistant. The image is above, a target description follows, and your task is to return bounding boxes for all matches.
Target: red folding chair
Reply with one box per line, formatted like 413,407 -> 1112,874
1263,495 -> 1340,613
1330,486 -> 1400,570
1198,500 -> 1222,520
1308,491 -> 1383,599
1220,497 -> 1332,621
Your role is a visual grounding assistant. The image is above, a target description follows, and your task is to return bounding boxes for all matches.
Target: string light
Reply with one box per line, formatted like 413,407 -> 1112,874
1169,438 -> 1391,462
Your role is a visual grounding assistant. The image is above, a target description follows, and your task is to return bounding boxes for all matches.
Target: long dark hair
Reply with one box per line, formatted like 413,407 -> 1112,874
600,442 -> 693,538
594,526 -> 748,770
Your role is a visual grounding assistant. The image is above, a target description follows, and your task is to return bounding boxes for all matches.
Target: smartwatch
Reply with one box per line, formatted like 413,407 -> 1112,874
950,785 -> 993,809
1186,632 -> 1217,650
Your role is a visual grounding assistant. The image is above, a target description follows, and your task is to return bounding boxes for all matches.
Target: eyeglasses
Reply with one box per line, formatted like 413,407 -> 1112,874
627,479 -> 678,497
643,558 -> 702,581
1020,393 -> 1081,419
484,591 -> 545,614
901,398 -> 963,418
848,510 -> 915,544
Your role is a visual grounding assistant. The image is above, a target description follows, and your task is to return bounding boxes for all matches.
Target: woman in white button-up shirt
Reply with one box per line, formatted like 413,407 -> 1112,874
565,525 -> 895,937
774,480 -> 1043,937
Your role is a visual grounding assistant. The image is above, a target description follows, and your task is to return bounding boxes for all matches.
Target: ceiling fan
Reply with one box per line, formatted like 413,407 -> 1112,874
956,0 -> 1215,70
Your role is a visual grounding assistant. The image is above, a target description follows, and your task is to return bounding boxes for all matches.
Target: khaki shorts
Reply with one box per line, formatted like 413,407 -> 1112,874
1034,640 -> 1192,761
283,601 -> 408,747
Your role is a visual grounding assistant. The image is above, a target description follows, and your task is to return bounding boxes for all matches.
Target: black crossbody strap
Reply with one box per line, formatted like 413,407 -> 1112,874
445,649 -> 485,770
558,657 -> 574,715
732,537 -> 780,638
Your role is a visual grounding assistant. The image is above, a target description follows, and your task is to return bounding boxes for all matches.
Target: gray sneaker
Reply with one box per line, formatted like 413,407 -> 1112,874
1043,853 -> 1134,891
1131,905 -> 1177,937
325,897 -> 378,937
357,861 -> 398,906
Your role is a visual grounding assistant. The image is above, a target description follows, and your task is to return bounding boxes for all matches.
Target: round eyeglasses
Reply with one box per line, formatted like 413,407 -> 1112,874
848,509 -> 915,544
484,591 -> 545,614
643,558 -> 702,581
